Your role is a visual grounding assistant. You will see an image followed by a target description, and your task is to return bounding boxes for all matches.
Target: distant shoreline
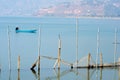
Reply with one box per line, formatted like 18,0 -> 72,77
35,15 -> 120,20
1,16 -> 120,20
64,16 -> 120,20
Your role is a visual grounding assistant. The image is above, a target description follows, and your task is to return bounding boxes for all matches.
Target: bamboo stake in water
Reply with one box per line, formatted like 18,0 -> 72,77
76,17 -> 78,67
0,58 -> 1,71
100,53 -> 103,67
17,67 -> 20,80
96,27 -> 100,68
88,53 -> 91,67
96,27 -> 100,79
114,28 -> 117,66
58,34 -> 61,69
113,28 -> 120,66
8,26 -> 11,70
0,50 -> 1,71
17,55 -> 20,70
38,28 -> 41,71
0,64 -> 1,71
31,59 -> 38,70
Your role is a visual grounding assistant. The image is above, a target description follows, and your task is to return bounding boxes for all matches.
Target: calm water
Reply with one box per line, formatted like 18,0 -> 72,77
0,68 -> 120,80
0,17 -> 120,80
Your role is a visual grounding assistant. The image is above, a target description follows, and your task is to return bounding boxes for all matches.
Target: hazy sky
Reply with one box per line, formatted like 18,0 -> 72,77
0,0 -> 76,16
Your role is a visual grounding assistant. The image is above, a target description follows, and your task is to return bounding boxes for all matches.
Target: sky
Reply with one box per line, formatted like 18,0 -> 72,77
0,0 -> 76,16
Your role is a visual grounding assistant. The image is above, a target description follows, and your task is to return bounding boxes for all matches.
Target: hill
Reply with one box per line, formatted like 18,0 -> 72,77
34,0 -> 120,17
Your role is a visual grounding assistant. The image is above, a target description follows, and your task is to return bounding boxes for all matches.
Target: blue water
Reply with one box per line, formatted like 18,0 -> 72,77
0,68 -> 120,80
0,17 -> 120,80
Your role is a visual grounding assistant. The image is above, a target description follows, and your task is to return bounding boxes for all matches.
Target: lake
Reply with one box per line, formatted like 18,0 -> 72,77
0,17 -> 120,80
0,68 -> 120,80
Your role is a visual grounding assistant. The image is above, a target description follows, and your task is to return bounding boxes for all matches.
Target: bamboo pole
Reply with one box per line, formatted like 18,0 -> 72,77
76,17 -> 78,67
0,52 -> 2,71
38,28 -> 41,71
8,26 -> 11,70
58,34 -> 61,69
17,55 -> 20,70
0,64 -> 1,71
95,27 -> 100,79
0,61 -> 2,71
31,59 -> 38,70
114,28 -> 117,66
30,28 -> 41,70
100,53 -> 103,67
88,53 -> 91,67
113,28 -> 120,67
96,27 -> 100,68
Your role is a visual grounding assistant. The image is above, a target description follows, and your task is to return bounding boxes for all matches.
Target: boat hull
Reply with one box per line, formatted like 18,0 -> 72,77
16,30 -> 37,33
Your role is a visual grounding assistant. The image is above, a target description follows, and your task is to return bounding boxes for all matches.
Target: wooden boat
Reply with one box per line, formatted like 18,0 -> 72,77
16,29 -> 37,33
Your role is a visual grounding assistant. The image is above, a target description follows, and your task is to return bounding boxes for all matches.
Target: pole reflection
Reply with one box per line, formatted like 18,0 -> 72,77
0,69 -> 1,79
31,69 -> 40,80
45,69 -> 61,80
74,69 -> 80,80
45,68 -> 96,80
100,68 -> 102,80
73,69 -> 95,80
113,68 -> 117,80
38,69 -> 40,80
31,69 -> 37,79
87,69 -> 90,80
17,70 -> 20,80
30,68 -> 120,80
9,70 -> 11,80
119,68 -> 120,80
54,69 -> 60,80
45,69 -> 74,80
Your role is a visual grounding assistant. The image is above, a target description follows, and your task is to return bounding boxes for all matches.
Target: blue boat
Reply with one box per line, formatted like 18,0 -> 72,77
16,29 -> 37,33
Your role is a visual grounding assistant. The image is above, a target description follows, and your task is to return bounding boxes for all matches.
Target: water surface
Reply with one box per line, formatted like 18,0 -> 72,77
0,17 -> 120,80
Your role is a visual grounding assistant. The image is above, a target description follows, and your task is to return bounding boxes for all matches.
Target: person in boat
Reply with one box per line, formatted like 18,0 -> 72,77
16,27 -> 19,30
